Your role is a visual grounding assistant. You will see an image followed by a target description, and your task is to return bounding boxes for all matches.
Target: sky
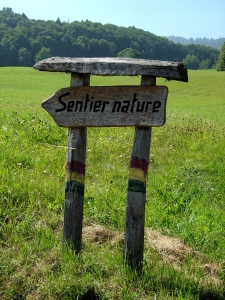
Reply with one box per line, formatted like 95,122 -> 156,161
2,0 -> 225,39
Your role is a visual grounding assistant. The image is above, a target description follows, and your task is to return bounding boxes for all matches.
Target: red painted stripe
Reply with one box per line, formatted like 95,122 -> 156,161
66,161 -> 85,174
130,156 -> 148,174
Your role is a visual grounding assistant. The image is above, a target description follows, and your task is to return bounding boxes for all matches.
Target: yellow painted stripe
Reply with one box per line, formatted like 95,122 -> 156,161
66,171 -> 85,185
129,168 -> 146,183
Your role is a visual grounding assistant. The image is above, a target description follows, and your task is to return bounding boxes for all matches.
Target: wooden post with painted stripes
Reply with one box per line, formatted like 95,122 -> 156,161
124,75 -> 155,270
63,73 -> 90,252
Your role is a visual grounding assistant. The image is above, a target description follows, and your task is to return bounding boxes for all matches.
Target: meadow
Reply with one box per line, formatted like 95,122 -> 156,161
0,67 -> 225,299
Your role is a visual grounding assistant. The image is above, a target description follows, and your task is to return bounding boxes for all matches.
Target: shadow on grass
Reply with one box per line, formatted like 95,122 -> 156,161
64,288 -> 103,300
198,290 -> 225,300
80,288 -> 103,300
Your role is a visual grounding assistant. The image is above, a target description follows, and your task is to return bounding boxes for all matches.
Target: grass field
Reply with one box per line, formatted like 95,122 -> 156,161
0,67 -> 225,299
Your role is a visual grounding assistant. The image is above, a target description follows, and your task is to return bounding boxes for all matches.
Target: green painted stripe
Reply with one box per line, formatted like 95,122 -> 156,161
65,181 -> 84,196
128,179 -> 146,193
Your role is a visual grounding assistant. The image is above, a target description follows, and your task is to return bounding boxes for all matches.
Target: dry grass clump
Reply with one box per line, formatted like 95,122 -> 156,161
146,228 -> 223,289
83,223 -> 223,289
83,223 -> 116,243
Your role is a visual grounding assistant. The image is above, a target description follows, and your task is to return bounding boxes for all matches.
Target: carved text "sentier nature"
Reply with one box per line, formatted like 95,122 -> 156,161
55,93 -> 161,113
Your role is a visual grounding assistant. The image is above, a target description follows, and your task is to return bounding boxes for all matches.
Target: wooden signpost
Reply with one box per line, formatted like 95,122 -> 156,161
34,57 -> 188,269
42,86 -> 168,127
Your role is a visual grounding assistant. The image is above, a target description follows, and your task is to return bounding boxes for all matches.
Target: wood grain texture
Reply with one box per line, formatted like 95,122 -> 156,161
42,86 -> 168,127
63,73 -> 89,252
33,57 -> 188,82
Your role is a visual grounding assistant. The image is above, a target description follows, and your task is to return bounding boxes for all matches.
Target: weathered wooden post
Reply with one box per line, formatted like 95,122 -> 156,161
34,57 -> 188,264
124,76 -> 155,270
64,73 -> 90,251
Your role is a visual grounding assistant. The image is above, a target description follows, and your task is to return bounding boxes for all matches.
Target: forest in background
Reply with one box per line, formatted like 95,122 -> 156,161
167,36 -> 225,49
0,7 -> 220,69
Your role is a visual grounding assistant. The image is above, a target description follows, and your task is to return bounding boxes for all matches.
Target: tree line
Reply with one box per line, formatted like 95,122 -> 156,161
167,36 -> 225,49
0,7 -> 220,70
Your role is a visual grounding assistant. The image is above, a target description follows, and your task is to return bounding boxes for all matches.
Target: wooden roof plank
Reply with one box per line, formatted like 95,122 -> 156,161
33,57 -> 188,82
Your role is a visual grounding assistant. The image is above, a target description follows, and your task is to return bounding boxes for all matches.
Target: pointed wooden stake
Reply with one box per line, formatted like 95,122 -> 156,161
124,76 -> 156,270
63,73 -> 90,252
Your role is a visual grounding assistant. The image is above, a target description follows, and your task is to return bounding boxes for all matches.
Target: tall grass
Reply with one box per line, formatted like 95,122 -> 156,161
0,67 -> 225,299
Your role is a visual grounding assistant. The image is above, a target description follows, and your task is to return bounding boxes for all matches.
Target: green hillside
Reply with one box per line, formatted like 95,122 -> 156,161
0,7 -> 220,69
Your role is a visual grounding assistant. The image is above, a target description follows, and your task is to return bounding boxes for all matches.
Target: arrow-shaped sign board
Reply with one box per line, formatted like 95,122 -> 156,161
42,86 -> 168,127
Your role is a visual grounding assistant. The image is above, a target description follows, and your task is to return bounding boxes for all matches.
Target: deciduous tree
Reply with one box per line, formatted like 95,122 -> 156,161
35,47 -> 52,62
216,42 -> 225,71
182,54 -> 200,70
118,47 -> 142,58
18,47 -> 32,66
